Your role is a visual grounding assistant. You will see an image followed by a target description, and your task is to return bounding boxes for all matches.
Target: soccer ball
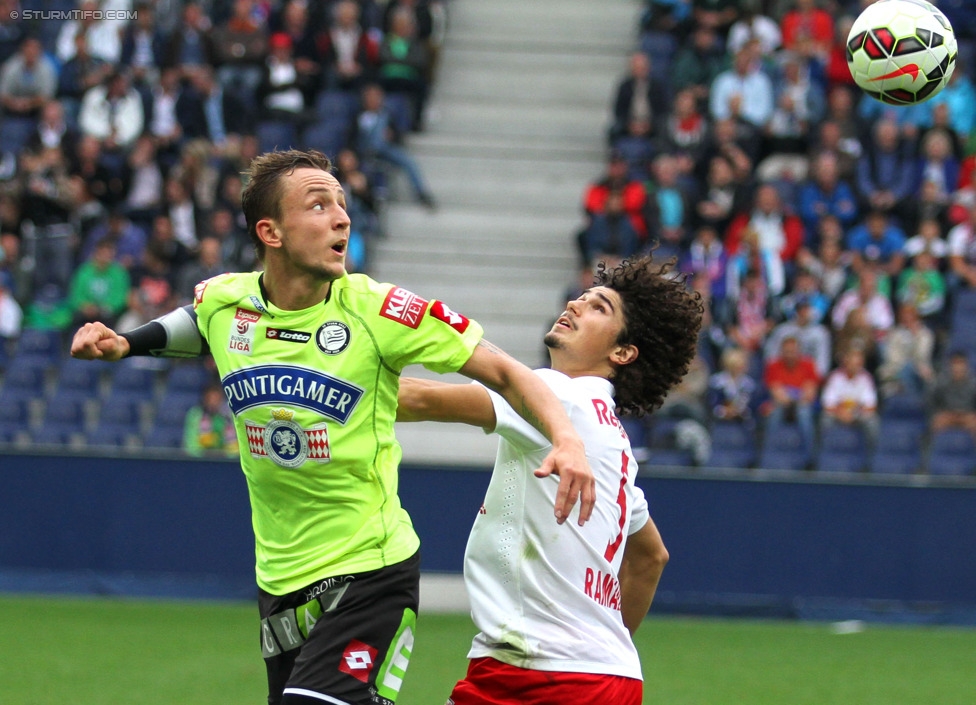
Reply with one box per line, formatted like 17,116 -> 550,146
847,0 -> 957,105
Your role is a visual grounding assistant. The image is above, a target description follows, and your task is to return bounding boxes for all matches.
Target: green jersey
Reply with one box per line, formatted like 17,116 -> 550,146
192,271 -> 483,594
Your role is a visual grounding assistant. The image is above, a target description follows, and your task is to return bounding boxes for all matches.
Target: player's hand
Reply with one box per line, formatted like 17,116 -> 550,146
535,438 -> 595,526
70,322 -> 130,361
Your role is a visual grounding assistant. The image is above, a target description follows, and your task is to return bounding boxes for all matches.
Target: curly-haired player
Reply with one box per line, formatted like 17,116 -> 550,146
398,254 -> 703,705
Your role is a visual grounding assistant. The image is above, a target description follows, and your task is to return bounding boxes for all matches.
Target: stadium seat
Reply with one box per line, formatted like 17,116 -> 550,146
879,391 -> 927,423
927,429 -> 976,476
152,390 -> 200,429
869,419 -> 925,474
163,363 -> 212,395
314,90 -> 360,123
34,397 -> 88,445
0,357 -> 49,395
107,362 -> 158,403
0,396 -> 32,443
12,329 -> 62,366
143,425 -> 186,450
707,421 -> 757,469
55,357 -> 107,396
302,117 -> 352,160
816,425 -> 868,473
87,423 -> 141,448
758,424 -> 809,470
97,397 -> 144,434
647,447 -> 695,468
257,120 -> 299,154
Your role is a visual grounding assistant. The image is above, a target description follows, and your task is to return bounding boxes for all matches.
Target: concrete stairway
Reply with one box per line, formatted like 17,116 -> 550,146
372,0 -> 640,465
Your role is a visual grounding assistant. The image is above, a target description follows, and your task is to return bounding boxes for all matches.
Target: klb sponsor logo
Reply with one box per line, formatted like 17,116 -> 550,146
222,364 -> 364,423
266,328 -> 312,344
380,287 -> 428,329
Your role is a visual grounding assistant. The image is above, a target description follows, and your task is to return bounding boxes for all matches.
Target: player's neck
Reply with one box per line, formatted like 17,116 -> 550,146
260,269 -> 333,311
549,354 -> 611,380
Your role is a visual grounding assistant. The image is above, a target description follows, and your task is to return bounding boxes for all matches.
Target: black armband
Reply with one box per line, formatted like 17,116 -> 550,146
121,305 -> 207,358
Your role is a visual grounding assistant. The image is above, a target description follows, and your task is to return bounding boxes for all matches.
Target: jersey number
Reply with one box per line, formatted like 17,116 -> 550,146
604,450 -> 630,563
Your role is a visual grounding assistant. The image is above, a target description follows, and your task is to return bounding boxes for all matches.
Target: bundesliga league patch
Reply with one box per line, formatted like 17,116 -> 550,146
245,408 -> 331,467
229,307 -> 260,355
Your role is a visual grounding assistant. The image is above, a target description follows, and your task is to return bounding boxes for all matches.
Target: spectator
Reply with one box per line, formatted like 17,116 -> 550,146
694,153 -> 747,233
165,176 -> 201,251
709,40 -> 774,134
878,303 -> 935,398
56,32 -> 114,128
846,209 -> 907,279
162,1 -> 215,71
0,36 -> 58,126
896,250 -> 946,329
67,238 -> 130,329
579,190 -> 643,266
124,134 -> 164,228
658,352 -> 711,426
256,32 -> 316,122
183,382 -> 238,457
727,1 -> 781,56
147,66 -> 186,169
683,225 -> 725,293
763,335 -> 820,460
777,267 -> 830,324
119,2 -> 167,85
820,346 -> 880,450
947,201 -> 976,289
810,118 -> 859,182
334,147 -> 381,239
780,0 -> 833,61
645,154 -> 690,256
707,346 -> 758,427
692,0 -> 739,38
116,245 -> 177,334
318,0 -> 380,92
80,209 -> 147,271
725,226 -> 785,300
26,100 -> 78,156
145,213 -> 193,275
671,25 -> 726,103
176,237 -> 227,303
0,271 -> 22,367
726,182 -> 804,272
378,7 -> 430,130
19,146 -> 77,293
928,351 -> 976,435
831,269 -> 895,344
926,65 -> 976,140
904,217 -> 948,265
212,0 -> 269,105
200,206 -> 254,277
914,128 -> 960,218
664,87 -> 709,164
355,83 -> 435,208
824,15 -> 858,90
78,70 -> 145,152
178,66 -> 253,149
55,0 -> 123,64
856,118 -> 917,218
726,265 -> 774,355
765,297 -> 832,377
583,150 -> 649,238
798,223 -> 851,303
610,51 -> 669,144
273,0 -> 321,87
760,52 -> 823,179
798,150 -> 859,244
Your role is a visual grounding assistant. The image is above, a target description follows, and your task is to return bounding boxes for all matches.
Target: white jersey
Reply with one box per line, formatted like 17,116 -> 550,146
463,368 -> 649,680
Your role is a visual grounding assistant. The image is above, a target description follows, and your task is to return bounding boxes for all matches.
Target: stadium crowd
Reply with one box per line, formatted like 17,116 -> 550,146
0,0 -> 444,450
573,0 -> 976,473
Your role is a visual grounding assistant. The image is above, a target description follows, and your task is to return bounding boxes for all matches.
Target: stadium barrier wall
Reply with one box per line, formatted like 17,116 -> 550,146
0,452 -> 974,624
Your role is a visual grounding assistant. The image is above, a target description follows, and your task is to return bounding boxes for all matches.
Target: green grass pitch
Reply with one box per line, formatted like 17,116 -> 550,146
1,594 -> 974,704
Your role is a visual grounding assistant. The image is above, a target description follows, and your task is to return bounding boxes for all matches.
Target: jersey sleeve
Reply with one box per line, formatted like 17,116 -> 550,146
627,480 -> 650,536
484,381 -> 550,452
353,281 -> 484,373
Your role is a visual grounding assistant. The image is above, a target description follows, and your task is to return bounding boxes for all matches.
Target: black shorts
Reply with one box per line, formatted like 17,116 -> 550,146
259,552 -> 421,705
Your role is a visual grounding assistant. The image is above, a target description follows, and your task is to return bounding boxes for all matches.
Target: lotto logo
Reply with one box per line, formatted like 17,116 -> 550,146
380,287 -> 428,329
430,301 -> 470,334
339,639 -> 378,683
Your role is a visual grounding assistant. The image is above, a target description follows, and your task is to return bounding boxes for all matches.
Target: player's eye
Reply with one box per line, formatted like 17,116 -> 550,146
312,203 -> 324,210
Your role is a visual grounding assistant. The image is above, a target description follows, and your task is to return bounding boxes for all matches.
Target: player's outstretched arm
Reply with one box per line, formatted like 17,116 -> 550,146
71,322 -> 131,361
619,517 -> 669,636
396,377 -> 495,430
458,340 -> 595,526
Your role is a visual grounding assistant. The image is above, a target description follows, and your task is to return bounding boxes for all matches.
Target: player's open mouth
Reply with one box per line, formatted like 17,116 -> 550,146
556,315 -> 572,330
332,242 -> 346,254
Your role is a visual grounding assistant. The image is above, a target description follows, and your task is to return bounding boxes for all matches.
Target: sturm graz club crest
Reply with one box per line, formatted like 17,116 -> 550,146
264,411 -> 308,468
316,321 -> 350,355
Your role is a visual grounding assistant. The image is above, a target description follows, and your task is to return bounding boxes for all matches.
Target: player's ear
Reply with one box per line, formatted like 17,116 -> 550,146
611,343 -> 638,367
255,218 -> 282,251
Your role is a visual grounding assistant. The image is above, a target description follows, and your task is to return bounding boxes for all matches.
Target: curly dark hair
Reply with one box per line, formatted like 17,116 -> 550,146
241,149 -> 333,261
595,254 -> 703,417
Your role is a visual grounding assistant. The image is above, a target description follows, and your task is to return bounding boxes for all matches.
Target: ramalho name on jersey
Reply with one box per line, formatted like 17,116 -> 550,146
193,272 -> 483,595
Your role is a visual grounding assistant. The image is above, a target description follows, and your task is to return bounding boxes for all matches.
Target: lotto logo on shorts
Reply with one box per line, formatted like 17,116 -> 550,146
339,639 -> 378,683
380,287 -> 428,329
430,301 -> 470,334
